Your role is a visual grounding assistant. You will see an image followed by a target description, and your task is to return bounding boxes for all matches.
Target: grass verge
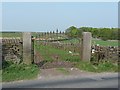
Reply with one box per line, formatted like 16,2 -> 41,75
76,61 -> 118,73
2,61 -> 40,82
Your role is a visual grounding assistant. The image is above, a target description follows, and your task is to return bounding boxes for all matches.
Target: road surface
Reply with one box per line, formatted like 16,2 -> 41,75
2,73 -> 119,88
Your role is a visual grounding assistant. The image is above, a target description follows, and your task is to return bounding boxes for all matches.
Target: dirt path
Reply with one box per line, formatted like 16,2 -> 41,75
38,68 -> 96,79
38,68 -> 118,80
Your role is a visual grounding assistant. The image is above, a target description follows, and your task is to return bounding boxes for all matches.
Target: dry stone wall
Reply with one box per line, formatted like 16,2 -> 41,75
2,38 -> 23,64
91,45 -> 119,63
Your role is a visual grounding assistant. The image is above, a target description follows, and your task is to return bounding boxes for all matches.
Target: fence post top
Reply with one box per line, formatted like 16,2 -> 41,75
23,32 -> 31,33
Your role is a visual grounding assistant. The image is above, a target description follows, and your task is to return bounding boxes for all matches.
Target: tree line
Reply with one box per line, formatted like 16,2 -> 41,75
65,26 -> 119,40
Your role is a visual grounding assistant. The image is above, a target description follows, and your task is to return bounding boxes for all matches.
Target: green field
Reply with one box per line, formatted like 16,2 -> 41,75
35,43 -> 80,62
1,32 -> 118,46
0,32 -> 22,37
62,38 -> 118,46
92,39 -> 118,46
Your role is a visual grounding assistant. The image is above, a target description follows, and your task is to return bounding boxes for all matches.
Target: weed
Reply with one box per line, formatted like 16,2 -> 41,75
2,61 -> 40,82
76,61 -> 118,73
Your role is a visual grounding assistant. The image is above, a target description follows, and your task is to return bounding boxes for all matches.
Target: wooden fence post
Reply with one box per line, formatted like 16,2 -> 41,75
23,32 -> 32,65
81,32 -> 92,61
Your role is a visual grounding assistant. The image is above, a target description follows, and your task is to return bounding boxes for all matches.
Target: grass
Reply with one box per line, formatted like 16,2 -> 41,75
35,41 -> 118,73
92,39 -> 118,46
35,42 -> 80,62
0,32 -> 118,46
76,61 -> 118,73
56,68 -> 70,75
0,32 -> 22,37
2,61 -> 40,82
61,38 -> 80,44
62,38 -> 118,46
35,39 -> 118,64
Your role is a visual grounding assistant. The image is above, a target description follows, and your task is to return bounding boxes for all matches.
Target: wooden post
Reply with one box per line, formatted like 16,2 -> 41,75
81,32 -> 92,61
23,32 -> 32,65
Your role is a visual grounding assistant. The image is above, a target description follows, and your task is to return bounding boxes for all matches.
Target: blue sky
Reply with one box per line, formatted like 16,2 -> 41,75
2,2 -> 118,32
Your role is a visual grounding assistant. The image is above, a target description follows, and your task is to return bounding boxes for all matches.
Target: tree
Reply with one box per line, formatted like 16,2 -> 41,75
65,26 -> 81,38
65,26 -> 118,40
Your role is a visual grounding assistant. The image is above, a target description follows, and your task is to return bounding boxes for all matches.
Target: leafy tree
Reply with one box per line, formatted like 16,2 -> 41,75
65,26 -> 118,40
65,26 -> 81,38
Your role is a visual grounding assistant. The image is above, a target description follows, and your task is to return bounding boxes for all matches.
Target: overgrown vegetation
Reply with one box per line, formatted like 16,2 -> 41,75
76,61 -> 118,73
2,61 -> 39,82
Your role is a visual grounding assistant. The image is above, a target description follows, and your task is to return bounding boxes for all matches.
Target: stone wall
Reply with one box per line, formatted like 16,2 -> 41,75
91,45 -> 119,62
2,38 -> 23,64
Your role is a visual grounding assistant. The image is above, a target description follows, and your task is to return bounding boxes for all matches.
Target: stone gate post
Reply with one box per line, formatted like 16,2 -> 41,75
23,32 -> 32,65
81,32 -> 92,61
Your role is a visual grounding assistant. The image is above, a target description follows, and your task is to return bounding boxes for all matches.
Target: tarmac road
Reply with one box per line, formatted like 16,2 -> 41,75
2,73 -> 119,88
